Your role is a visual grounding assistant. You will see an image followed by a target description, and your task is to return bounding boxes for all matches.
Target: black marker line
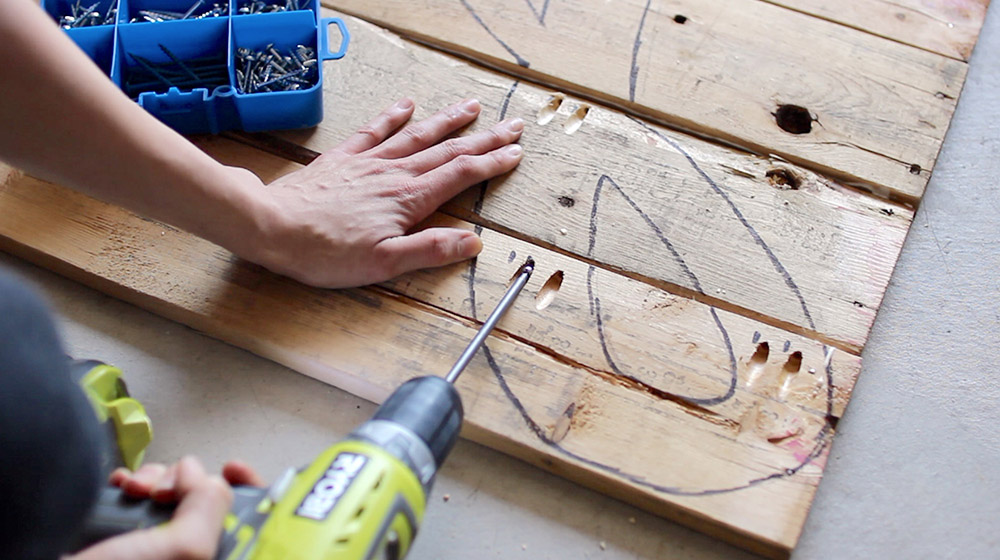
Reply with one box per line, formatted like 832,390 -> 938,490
594,175 -> 703,293
588,175 -> 736,405
629,0 -> 653,102
459,0 -> 531,67
480,333 -> 832,496
467,80 -> 520,315
593,290 -> 737,406
524,0 -> 551,25
634,118 -> 817,331
458,94 -> 834,495
498,80 -> 519,121
633,117 -> 837,412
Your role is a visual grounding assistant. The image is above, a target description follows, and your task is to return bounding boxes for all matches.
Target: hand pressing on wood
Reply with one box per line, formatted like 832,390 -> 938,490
1,2 -> 523,291
238,98 -> 525,288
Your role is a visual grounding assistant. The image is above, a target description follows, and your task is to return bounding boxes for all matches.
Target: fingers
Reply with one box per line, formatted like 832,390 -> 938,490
404,117 -> 523,175
404,143 -> 523,218
167,456 -> 233,559
222,460 -> 266,487
374,98 -> 482,160
72,457 -> 232,560
109,467 -> 131,487
115,463 -> 170,499
335,98 -> 416,155
373,228 -> 483,281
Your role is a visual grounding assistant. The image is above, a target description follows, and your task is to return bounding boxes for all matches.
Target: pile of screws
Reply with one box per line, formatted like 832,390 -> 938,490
236,0 -> 307,14
58,1 -> 116,28
129,0 -> 227,22
124,44 -> 229,97
235,44 -> 318,94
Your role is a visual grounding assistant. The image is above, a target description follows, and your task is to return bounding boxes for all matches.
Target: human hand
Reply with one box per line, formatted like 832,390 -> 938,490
241,97 -> 524,288
69,457 -> 264,560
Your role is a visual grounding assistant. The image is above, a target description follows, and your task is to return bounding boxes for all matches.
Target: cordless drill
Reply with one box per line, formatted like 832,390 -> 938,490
77,258 -> 535,559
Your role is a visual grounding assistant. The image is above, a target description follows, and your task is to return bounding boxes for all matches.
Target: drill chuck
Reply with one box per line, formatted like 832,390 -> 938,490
358,376 -> 463,484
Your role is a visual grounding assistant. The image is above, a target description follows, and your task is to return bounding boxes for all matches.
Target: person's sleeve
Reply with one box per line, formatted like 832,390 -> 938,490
0,268 -> 105,559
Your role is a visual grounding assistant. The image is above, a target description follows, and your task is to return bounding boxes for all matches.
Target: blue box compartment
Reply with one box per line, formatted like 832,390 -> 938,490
44,0 -> 348,133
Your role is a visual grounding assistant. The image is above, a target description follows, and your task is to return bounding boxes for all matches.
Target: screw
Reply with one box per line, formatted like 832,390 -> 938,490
236,0 -> 305,14
235,44 -> 318,93
181,0 -> 204,19
59,0 -> 113,28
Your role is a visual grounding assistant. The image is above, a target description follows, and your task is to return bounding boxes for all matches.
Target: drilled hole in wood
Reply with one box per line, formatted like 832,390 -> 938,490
537,94 -> 565,125
909,163 -> 922,175
783,351 -> 803,374
779,351 -> 803,397
674,14 -> 688,24
766,168 -> 800,190
745,342 -> 769,388
535,271 -> 564,310
507,257 -> 533,286
563,104 -> 590,134
774,104 -> 812,134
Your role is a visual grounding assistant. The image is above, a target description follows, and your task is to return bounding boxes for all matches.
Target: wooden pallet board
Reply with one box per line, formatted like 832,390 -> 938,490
0,137 -> 859,559
765,0 -> 989,61
267,16 -> 913,354
325,0 -> 981,201
0,1 -> 986,557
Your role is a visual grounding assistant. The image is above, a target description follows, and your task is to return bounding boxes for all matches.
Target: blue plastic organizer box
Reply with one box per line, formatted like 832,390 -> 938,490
44,0 -> 350,133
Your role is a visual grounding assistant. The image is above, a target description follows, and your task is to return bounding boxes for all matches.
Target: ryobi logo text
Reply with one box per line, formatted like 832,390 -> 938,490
296,452 -> 369,521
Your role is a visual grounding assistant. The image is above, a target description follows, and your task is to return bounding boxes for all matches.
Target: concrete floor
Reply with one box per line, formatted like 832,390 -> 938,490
3,3 -> 997,558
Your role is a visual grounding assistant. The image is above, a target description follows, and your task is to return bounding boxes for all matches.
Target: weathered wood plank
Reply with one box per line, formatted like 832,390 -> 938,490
0,136 -> 861,556
271,15 -> 914,352
771,0 -> 990,61
0,160 -> 860,556
323,1 -> 969,200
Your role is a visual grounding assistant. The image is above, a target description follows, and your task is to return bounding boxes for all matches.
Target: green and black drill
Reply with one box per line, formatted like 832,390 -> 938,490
77,258 -> 535,560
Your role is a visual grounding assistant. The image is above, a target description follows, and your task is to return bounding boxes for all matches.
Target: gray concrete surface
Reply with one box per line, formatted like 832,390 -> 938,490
2,4 -> 997,558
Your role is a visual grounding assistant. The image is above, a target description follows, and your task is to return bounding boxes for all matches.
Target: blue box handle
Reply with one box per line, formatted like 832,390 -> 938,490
319,18 -> 350,61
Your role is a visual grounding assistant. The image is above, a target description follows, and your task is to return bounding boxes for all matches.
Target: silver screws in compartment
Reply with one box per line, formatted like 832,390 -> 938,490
59,1 -> 117,28
235,44 -> 318,93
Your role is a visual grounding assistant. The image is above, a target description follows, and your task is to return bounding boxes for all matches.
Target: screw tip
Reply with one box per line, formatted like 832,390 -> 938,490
522,256 -> 535,276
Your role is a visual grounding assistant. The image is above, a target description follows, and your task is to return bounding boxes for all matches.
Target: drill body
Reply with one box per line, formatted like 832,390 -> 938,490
79,258 -> 534,560
81,376 -> 463,560
222,440 -> 426,559
218,375 -> 462,560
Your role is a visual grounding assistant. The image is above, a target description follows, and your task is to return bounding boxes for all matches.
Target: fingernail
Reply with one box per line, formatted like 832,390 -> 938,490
396,98 -> 413,110
505,144 -> 524,158
459,234 -> 483,257
506,118 -> 524,133
461,98 -> 481,114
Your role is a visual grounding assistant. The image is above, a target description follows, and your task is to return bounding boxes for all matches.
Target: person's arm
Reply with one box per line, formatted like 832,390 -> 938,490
0,0 -> 524,288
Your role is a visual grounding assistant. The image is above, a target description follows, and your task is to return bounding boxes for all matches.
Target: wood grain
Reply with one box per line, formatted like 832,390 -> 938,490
0,142 -> 861,556
0,2 -> 971,555
771,0 -> 990,61
268,15 -> 914,352
323,1 -> 970,201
